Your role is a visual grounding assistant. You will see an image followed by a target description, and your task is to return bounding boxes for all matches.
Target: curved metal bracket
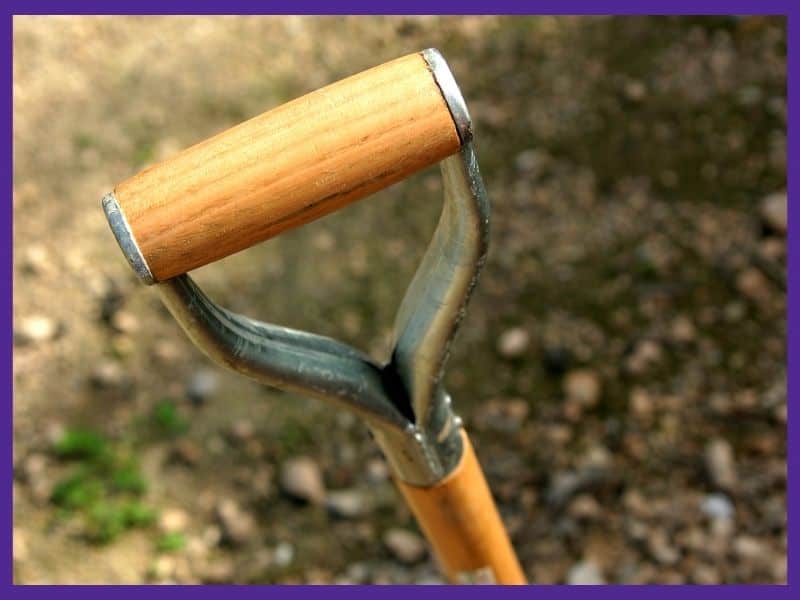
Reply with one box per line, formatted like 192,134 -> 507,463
105,49 -> 490,486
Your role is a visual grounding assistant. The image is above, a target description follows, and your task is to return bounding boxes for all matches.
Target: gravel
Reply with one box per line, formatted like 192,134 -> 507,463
279,456 -> 326,505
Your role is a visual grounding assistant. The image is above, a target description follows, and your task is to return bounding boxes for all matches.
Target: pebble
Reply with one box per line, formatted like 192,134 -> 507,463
273,542 -> 294,567
734,536 -> 771,564
736,267 -> 772,305
197,557 -> 236,583
150,555 -> 176,581
215,498 -> 257,546
567,559 -> 605,584
691,564 -> 722,585
15,315 -> 60,345
279,456 -> 326,504
326,488 -> 371,519
760,191 -> 787,235
153,339 -> 181,363
705,437 -> 737,491
383,528 -> 426,564
629,387 -> 655,420
160,508 -> 190,534
186,369 -> 220,405
568,494 -> 602,520
701,493 -> 734,521
21,244 -> 53,275
497,327 -> 530,358
670,315 -> 697,343
563,369 -> 601,407
110,310 -> 139,334
546,471 -> 595,509
624,79 -> 647,101
365,458 -> 390,483
228,420 -> 255,442
648,529 -> 680,565
625,339 -> 663,374
89,360 -> 129,390
170,439 -> 203,467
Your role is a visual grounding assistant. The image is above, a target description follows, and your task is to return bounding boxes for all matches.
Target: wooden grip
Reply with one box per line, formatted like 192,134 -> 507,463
396,431 -> 527,584
113,51 -> 461,282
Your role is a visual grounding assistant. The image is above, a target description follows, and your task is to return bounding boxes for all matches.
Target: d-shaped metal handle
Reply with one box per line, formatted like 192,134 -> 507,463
102,49 -> 489,486
153,138 -> 488,486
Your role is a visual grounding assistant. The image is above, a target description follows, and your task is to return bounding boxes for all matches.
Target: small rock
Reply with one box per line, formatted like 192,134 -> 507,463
110,310 -> 139,334
160,508 -> 190,533
365,458 -> 390,483
629,388 -> 655,420
153,339 -> 181,363
197,557 -> 236,583
625,339 -> 663,374
692,564 -> 721,584
186,369 -> 220,405
545,471 -> 585,509
567,559 -> 605,584
705,438 -> 737,491
345,562 -> 369,583
383,528 -> 426,564
15,315 -> 60,345
733,535 -> 770,564
648,529 -> 680,565
326,489 -> 370,519
568,494 -> 601,520
563,369 -> 601,407
736,267 -> 773,305
215,498 -> 257,546
760,191 -> 787,235
701,493 -> 734,521
669,315 -> 696,343
624,79 -> 647,101
170,439 -> 203,467
228,420 -> 254,442
280,456 -> 326,504
150,555 -> 176,580
89,360 -> 129,390
497,327 -> 530,358
21,244 -> 52,275
273,542 -> 294,567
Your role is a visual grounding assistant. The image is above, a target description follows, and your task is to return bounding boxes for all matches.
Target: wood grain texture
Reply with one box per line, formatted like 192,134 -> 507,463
114,52 -> 461,281
396,431 -> 527,585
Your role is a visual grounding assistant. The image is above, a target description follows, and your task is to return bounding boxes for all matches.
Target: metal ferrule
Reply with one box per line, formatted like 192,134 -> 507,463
101,193 -> 155,285
102,49 -> 489,487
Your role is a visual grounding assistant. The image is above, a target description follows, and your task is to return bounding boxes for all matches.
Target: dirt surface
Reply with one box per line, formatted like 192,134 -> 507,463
13,16 -> 786,584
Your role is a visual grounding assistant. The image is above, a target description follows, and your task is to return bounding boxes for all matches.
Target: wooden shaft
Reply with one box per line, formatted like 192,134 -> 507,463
113,51 -> 461,282
396,431 -> 527,584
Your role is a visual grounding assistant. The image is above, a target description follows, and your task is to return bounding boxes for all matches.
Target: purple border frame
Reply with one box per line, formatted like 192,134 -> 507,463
5,0 -> 795,593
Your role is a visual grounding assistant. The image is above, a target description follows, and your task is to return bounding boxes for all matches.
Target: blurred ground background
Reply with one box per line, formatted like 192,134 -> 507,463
12,16 -> 786,584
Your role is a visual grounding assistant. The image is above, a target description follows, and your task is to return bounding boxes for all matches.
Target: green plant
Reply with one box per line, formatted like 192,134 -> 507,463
156,531 -> 187,553
152,399 -> 189,436
50,428 -> 158,545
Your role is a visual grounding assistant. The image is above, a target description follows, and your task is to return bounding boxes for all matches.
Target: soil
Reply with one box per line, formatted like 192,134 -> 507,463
13,15 -> 786,584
